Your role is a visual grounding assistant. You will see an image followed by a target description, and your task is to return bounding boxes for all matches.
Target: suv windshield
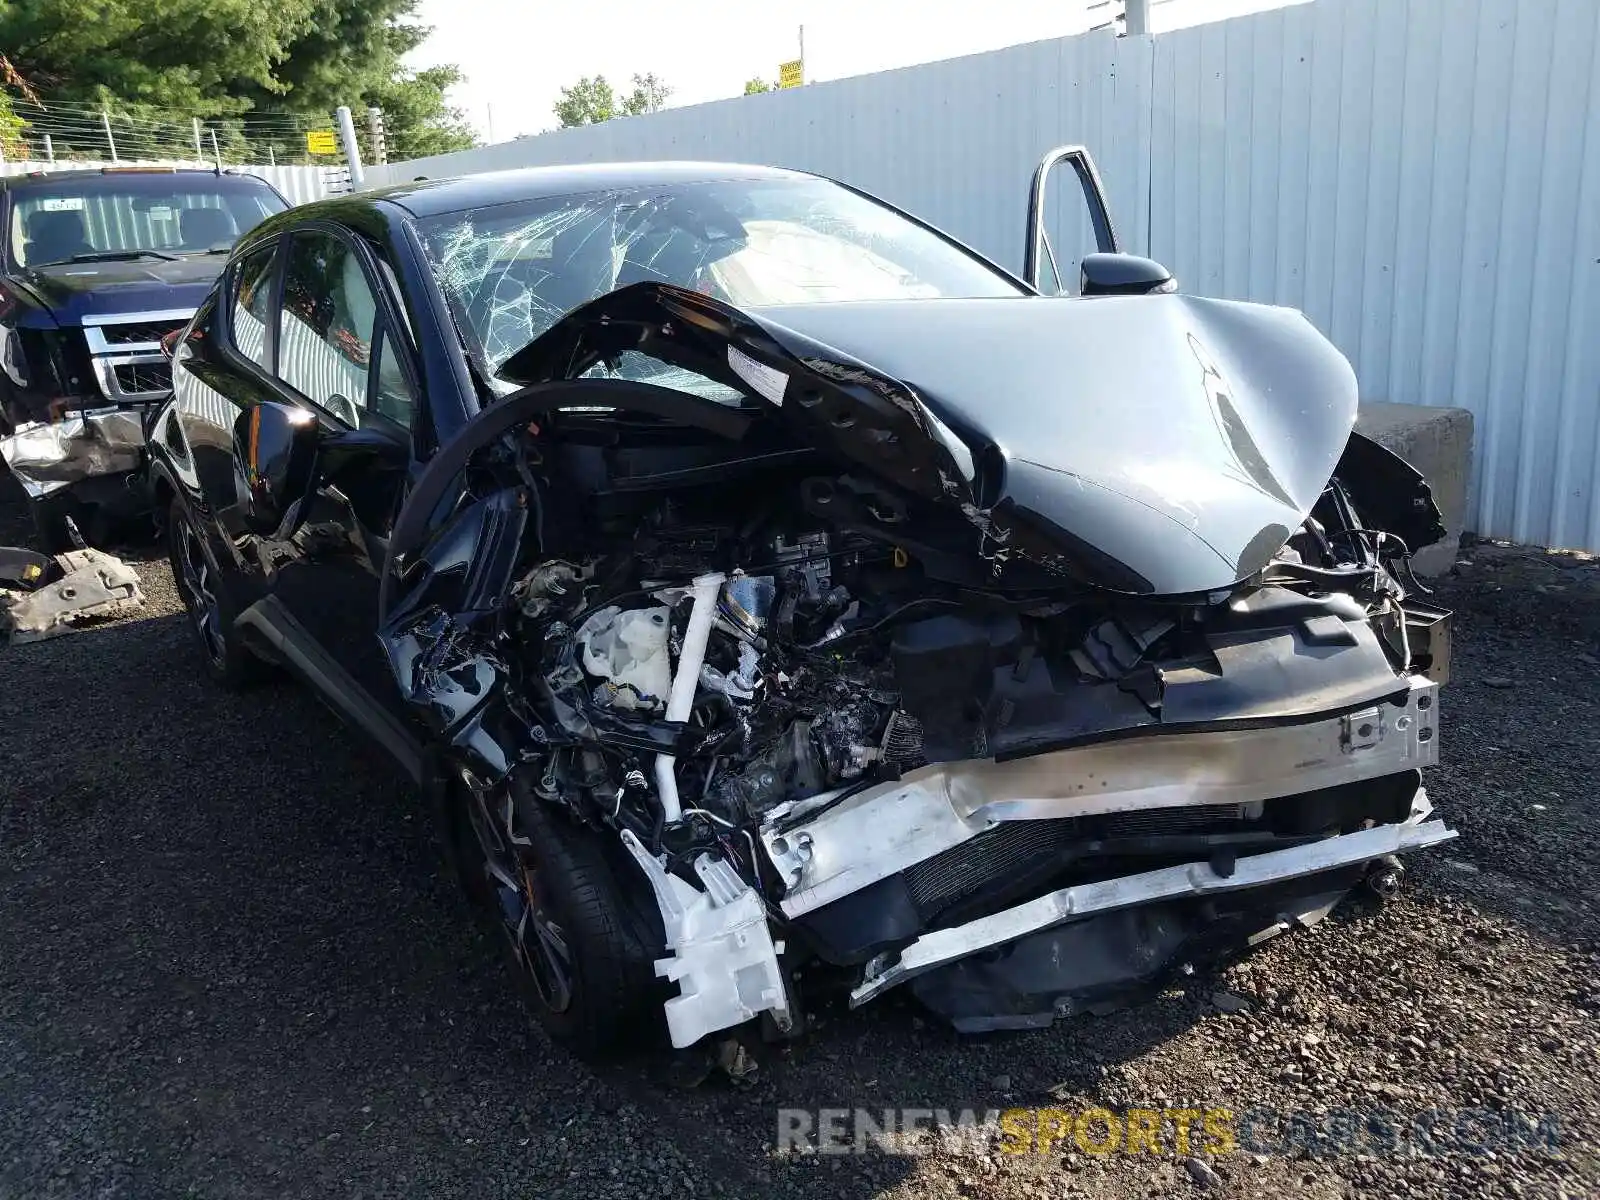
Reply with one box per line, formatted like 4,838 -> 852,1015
416,176 -> 1024,390
10,173 -> 288,268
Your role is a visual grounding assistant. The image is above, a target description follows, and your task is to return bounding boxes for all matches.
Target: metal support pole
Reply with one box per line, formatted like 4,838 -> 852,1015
267,145 -> 275,166
101,110 -> 118,161
193,117 -> 203,161
42,133 -> 53,164
1124,0 -> 1150,36
799,25 -> 806,83
335,105 -> 366,188
209,128 -> 222,169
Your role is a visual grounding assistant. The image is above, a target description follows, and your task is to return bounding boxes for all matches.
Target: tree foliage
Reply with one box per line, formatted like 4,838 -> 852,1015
0,0 -> 476,162
554,72 -> 672,128
743,77 -> 775,95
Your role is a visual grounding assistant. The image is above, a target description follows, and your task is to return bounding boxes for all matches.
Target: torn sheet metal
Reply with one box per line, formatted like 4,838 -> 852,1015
0,547 -> 145,643
0,412 -> 146,499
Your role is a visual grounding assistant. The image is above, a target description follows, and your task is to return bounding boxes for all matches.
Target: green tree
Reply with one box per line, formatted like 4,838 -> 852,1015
553,75 -> 616,128
0,0 -> 476,162
743,77 -> 775,95
554,72 -> 671,128
619,72 -> 670,116
367,65 -> 476,160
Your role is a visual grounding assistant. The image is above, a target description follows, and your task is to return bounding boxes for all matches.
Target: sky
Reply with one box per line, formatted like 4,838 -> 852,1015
408,0 -> 1306,143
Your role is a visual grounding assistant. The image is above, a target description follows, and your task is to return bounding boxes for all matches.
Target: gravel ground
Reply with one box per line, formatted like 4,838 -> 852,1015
2,484 -> 1598,1200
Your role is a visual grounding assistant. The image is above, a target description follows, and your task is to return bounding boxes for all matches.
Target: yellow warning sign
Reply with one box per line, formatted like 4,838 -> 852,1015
305,130 -> 338,156
778,60 -> 804,89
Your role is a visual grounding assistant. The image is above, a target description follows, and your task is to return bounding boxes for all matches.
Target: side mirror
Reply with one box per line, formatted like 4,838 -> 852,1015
231,401 -> 319,536
1080,252 -> 1177,297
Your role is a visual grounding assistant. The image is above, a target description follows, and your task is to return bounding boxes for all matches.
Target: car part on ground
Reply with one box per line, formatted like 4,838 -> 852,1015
0,546 -> 144,643
375,276 -> 1457,1064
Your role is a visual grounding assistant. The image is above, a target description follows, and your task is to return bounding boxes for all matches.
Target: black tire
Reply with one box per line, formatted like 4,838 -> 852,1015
463,771 -> 668,1061
166,497 -> 265,689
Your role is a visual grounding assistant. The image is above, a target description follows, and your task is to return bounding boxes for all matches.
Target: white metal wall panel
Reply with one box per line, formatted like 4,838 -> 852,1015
367,0 -> 1599,550
1147,0 -> 1600,549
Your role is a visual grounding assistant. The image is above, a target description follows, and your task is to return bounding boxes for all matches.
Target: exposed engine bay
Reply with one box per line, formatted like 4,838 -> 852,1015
377,283 -> 1458,1054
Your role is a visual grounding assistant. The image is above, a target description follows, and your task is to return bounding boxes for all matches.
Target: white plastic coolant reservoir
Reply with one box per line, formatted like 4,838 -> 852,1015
577,605 -> 673,707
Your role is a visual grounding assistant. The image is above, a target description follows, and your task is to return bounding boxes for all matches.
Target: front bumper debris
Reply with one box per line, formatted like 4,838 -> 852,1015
0,411 -> 146,499
850,796 -> 1456,1008
763,678 -> 1441,918
0,547 -> 145,643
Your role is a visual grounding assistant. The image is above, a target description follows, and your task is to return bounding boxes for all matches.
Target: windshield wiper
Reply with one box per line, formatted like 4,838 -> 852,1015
65,249 -> 182,263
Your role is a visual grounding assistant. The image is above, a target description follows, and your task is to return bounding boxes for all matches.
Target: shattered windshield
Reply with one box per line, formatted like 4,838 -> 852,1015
415,176 -> 1023,394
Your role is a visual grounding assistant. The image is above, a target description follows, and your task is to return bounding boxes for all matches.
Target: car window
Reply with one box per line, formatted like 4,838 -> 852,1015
9,176 -> 288,267
371,328 -> 417,427
278,230 -> 378,425
230,241 -> 277,370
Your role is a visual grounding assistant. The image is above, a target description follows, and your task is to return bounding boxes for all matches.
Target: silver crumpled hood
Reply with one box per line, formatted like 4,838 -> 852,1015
0,412 -> 146,498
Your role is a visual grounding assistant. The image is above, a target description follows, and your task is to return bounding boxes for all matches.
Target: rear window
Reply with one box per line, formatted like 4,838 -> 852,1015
9,173 -> 288,268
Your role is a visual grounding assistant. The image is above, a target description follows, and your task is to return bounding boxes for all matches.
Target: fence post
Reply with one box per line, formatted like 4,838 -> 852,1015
336,106 -> 365,188
366,107 -> 387,165
1124,0 -> 1150,36
193,118 -> 203,162
42,133 -> 53,164
209,128 -> 222,169
101,110 -> 118,161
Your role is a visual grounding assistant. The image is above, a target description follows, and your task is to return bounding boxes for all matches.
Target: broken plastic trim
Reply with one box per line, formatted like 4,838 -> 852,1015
620,829 -> 792,1048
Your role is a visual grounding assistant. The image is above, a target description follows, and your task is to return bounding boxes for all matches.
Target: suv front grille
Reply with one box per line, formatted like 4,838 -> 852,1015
101,319 -> 186,346
113,361 -> 172,395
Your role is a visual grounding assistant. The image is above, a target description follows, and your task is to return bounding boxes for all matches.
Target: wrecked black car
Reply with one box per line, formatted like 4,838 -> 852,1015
0,167 -> 288,549
146,152 -> 1456,1064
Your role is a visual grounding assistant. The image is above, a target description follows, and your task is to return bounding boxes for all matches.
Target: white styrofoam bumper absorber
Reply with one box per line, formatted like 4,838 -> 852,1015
653,571 -> 725,823
621,829 -> 791,1048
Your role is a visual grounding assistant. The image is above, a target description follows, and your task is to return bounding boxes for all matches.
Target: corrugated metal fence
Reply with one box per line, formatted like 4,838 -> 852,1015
0,160 -> 348,206
369,0 -> 1599,551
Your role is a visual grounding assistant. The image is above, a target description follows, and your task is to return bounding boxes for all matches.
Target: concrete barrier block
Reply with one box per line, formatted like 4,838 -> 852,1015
1355,402 -> 1475,577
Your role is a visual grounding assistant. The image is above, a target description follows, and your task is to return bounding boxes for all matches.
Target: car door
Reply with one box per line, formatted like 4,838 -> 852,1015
262,223 -> 423,718
1023,145 -> 1119,294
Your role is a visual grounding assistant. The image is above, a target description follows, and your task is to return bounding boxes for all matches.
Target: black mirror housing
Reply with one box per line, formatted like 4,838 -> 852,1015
1080,252 -> 1176,297
231,401 -> 319,535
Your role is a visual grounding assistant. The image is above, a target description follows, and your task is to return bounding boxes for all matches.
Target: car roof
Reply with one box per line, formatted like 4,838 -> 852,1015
371,160 -> 817,219
0,167 -> 280,192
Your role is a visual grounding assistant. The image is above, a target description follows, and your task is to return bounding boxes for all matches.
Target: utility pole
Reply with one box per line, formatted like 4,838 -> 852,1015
100,110 -> 118,162
799,25 -> 806,83
192,117 -> 203,161
1124,0 -> 1150,36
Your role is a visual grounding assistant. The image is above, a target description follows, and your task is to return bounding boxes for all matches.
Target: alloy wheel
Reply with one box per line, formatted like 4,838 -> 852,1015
466,785 -> 575,1014
174,517 -> 226,666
